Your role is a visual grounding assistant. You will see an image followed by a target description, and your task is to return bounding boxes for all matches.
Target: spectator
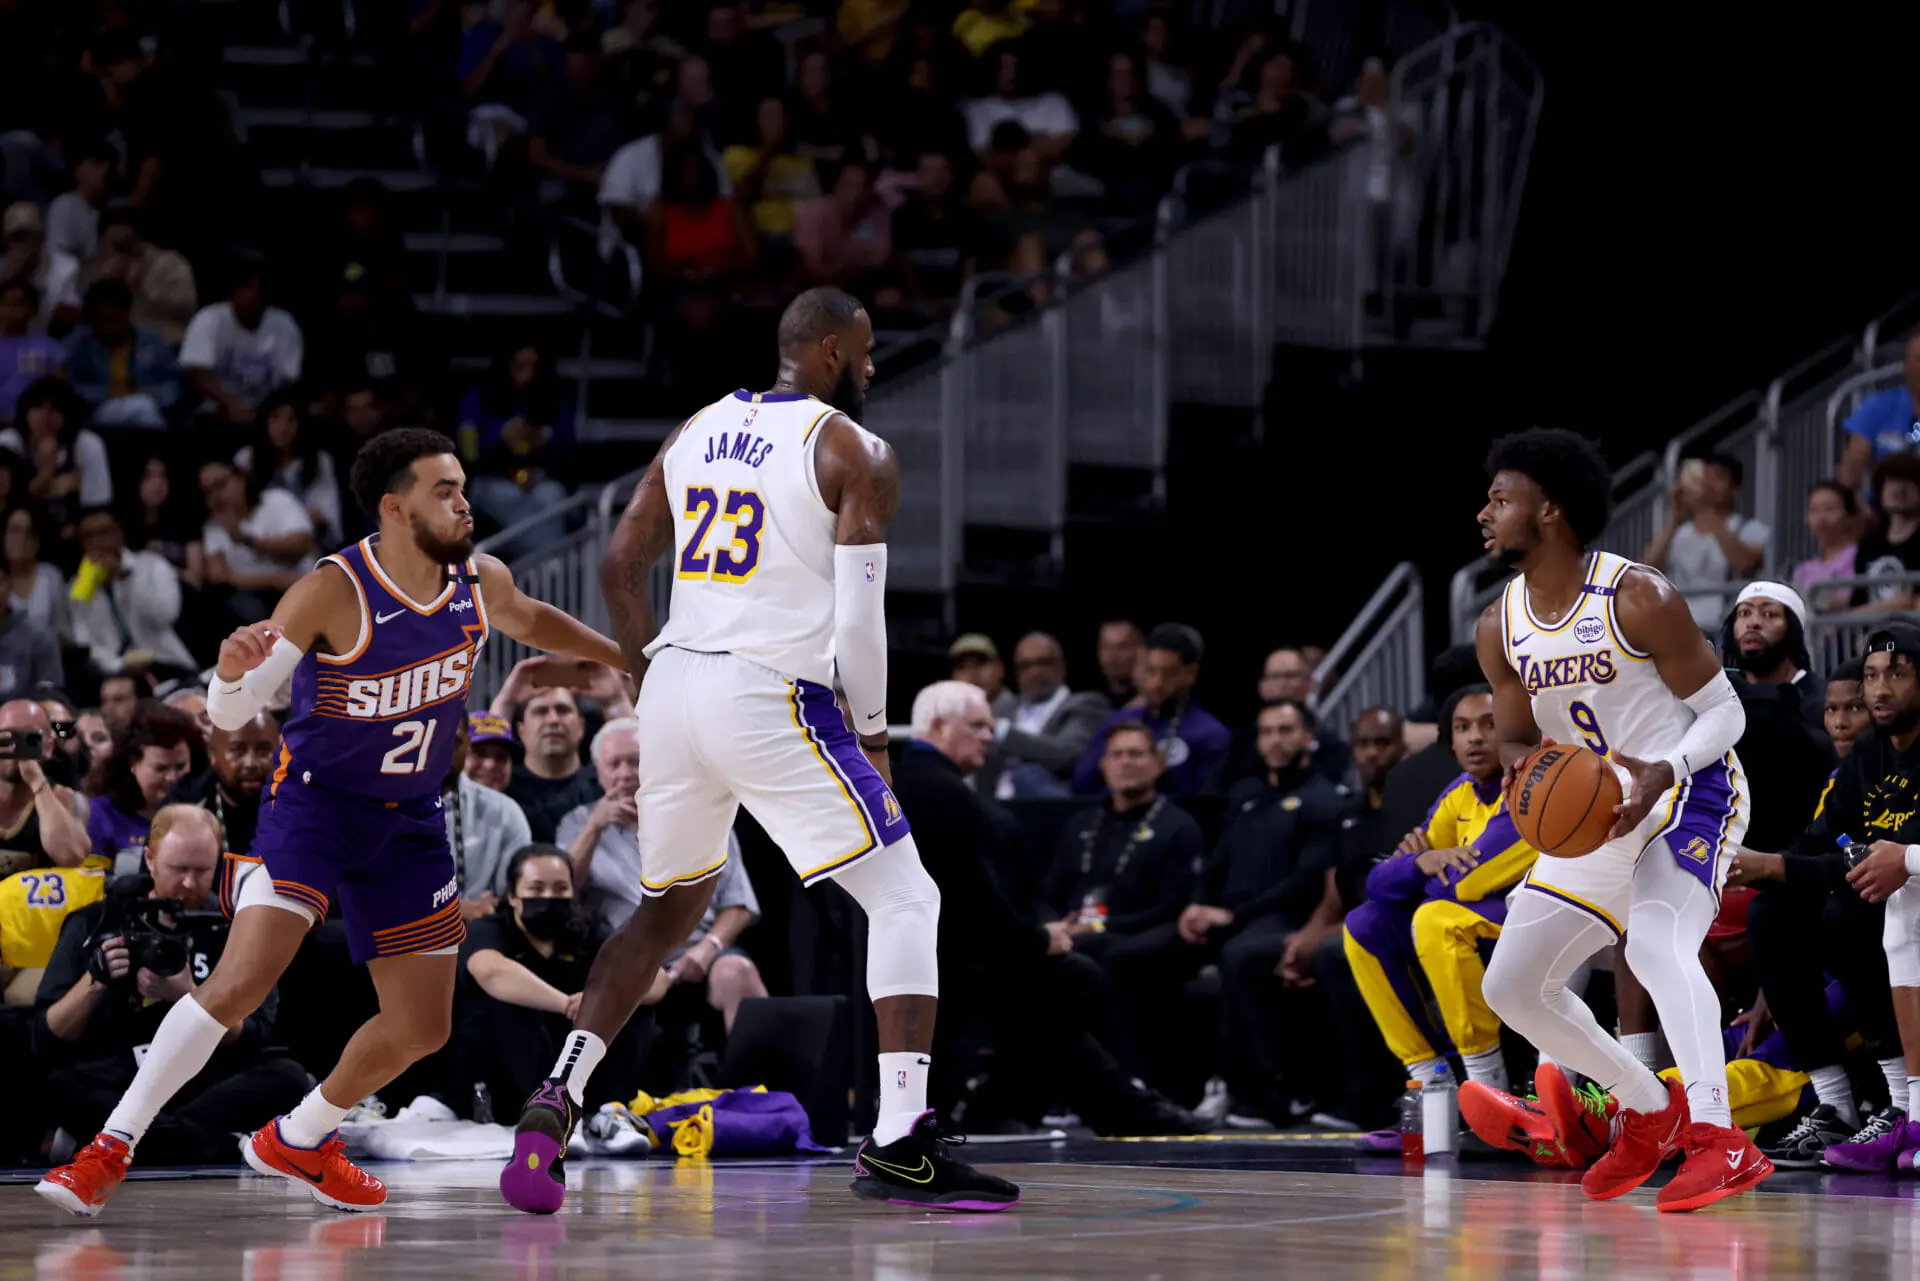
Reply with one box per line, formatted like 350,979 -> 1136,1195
198,458 -> 316,625
1836,329 -> 1920,491
1379,644 -> 1485,838
892,150 -> 987,316
46,140 -> 115,262
788,49 -> 864,167
526,33 -> 632,206
1139,11 -> 1200,120
647,143 -> 758,385
1074,50 -> 1183,214
35,805 -> 306,1165
96,674 -> 143,737
1096,618 -> 1142,706
314,180 -> 407,320
1721,582 -> 1825,733
4,506 -> 67,640
600,0 -> 683,125
699,4 -> 786,136
457,0 -> 566,163
301,260 -> 426,417
978,630 -> 1112,799
1328,55 -> 1420,289
651,847 -> 765,1038
1823,660 -> 1869,757
457,344 -> 575,550
0,572 -> 60,702
947,632 -> 1012,716
1224,49 -> 1325,163
78,205 -> 197,345
721,94 -> 822,246
795,159 -> 892,294
1,202 -> 79,331
179,259 -> 303,426
599,100 -> 732,232
1793,480 -> 1861,614
504,681 -> 603,842
456,844 -> 646,1118
464,712 -> 516,793
0,698 -> 92,877
1342,685 -> 1539,1093
557,716 -> 650,930
963,44 -> 1078,164
952,1 -> 1029,59
61,278 -> 180,429
1644,452 -> 1770,629
1214,650 -> 1349,791
1851,452 -> 1920,611
1217,701 -> 1324,819
86,701 -> 198,874
73,711 -> 113,769
1071,623 -> 1230,796
0,279 -> 64,423
124,453 -> 202,582
1,378 -> 111,535
234,390 -> 345,553
893,680 -> 1193,1135
875,56 -> 972,173
165,710 -> 278,858
445,713 -> 533,917
0,853 -> 108,1009
1012,0 -> 1092,100
163,688 -> 210,751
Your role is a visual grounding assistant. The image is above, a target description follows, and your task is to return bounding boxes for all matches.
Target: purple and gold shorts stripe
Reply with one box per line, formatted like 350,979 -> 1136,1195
370,901 -> 465,956
270,878 -> 331,921
640,853 -> 731,897
1646,755 -> 1739,901
786,679 -> 893,883
1519,872 -> 1624,940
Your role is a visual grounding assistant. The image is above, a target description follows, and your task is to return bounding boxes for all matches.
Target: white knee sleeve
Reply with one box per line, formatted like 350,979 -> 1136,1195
234,860 -> 317,926
831,836 -> 941,1000
1884,883 -> 1920,988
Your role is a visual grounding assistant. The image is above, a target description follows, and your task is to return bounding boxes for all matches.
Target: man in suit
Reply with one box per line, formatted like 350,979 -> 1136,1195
978,632 -> 1113,800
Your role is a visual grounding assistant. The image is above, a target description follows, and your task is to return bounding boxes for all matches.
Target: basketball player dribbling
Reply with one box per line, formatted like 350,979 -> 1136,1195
38,429 -> 628,1218
499,287 -> 1018,1214
1463,428 -> 1775,1212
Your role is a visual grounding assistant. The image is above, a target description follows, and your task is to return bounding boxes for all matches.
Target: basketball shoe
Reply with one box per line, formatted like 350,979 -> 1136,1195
850,1112 -> 1021,1211
1822,1108 -> 1920,1172
1534,1063 -> 1619,1167
500,1078 -> 577,1214
1758,1103 -> 1855,1169
1458,1081 -> 1582,1169
1580,1075 -> 1688,1201
242,1121 -> 387,1211
1656,1122 -> 1773,1212
34,1133 -> 133,1218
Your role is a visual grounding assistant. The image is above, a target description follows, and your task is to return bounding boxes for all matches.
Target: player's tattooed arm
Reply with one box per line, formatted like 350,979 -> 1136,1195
818,416 -> 901,545
1475,602 -> 1543,789
600,422 -> 687,687
474,553 -> 625,671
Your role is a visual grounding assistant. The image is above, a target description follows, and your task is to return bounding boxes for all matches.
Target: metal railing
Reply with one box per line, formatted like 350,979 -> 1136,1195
1313,562 -> 1426,734
1801,574 -> 1920,672
1763,339 -> 1865,567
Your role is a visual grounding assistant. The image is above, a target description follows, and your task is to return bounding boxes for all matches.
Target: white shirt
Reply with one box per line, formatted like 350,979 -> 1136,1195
203,488 -> 315,580
45,193 -> 100,260
179,302 -> 304,406
1011,685 -> 1070,738
68,547 -> 196,675
0,427 -> 111,507
234,444 -> 344,551
963,93 -> 1079,152
8,562 -> 68,638
31,250 -> 79,329
1669,514 -> 1772,628
598,134 -> 731,213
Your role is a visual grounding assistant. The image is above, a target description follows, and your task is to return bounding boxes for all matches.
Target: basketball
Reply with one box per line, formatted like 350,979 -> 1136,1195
1507,743 -> 1622,858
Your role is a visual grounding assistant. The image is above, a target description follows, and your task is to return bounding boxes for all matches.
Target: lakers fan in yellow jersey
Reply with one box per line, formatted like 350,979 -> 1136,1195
0,858 -> 109,1004
1470,428 -> 1773,1213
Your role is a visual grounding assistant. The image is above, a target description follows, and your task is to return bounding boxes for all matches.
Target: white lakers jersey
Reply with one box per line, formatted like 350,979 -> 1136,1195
645,389 -> 858,686
1498,551 -> 1693,764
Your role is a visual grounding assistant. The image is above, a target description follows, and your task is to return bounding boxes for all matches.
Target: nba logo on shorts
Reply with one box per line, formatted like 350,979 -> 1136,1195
896,1070 -> 907,1090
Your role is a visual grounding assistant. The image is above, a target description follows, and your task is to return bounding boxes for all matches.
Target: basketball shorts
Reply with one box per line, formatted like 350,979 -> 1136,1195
240,775 -> 462,965
1519,752 -> 1748,939
634,646 -> 912,896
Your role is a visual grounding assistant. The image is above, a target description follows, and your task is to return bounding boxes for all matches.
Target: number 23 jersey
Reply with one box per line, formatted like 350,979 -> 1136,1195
647,390 -> 865,687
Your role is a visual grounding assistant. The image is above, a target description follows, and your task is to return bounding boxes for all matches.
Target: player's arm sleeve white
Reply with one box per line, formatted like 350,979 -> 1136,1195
1660,670 -> 1744,783
833,544 -> 889,739
207,637 -> 304,731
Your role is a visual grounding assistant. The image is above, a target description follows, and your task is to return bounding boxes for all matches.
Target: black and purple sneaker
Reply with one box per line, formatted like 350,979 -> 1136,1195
850,1111 -> 1020,1212
500,1079 -> 577,1214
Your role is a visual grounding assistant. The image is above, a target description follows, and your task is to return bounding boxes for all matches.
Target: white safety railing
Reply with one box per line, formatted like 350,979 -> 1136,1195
1762,339 -> 1864,568
1803,574 -> 1920,672
1313,562 -> 1426,735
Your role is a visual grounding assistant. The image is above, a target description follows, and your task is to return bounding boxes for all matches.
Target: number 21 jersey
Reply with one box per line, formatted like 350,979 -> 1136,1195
646,390 -> 861,687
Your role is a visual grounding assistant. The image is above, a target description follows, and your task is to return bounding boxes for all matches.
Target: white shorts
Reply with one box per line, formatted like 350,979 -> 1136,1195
633,646 -> 911,896
1519,752 -> 1749,939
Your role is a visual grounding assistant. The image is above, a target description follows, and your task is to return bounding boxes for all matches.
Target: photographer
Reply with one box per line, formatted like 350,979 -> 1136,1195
0,698 -> 91,878
34,805 -> 306,1164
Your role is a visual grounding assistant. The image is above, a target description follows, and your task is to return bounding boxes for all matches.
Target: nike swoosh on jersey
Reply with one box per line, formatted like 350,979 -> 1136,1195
1511,632 -> 1533,646
861,1154 -> 936,1183
375,609 -> 407,624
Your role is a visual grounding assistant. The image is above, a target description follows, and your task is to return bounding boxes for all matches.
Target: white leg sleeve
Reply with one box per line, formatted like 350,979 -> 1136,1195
1483,890 -> 1669,1114
1884,880 -> 1920,989
831,835 -> 940,1000
1625,843 -> 1732,1127
234,861 -> 317,926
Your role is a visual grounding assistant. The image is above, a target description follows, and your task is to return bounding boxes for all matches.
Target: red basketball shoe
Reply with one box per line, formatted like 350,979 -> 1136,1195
1581,1076 -> 1688,1201
242,1121 -> 387,1211
1534,1063 -> 1620,1168
34,1133 -> 133,1218
1656,1122 -> 1774,1212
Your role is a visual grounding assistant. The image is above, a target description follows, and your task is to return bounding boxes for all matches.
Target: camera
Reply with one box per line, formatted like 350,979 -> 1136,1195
0,728 -> 44,760
84,874 -> 228,991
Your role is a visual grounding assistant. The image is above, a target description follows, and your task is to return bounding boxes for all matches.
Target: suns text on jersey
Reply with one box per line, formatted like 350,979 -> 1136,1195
1514,649 -> 1618,694
344,650 -> 475,718
703,431 -> 775,467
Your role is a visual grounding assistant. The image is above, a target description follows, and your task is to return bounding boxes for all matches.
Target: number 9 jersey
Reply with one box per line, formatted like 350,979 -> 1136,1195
645,390 -> 856,689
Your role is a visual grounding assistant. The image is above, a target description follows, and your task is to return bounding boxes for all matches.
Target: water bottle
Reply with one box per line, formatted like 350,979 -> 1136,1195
1421,1067 -> 1458,1156
472,1082 -> 494,1125
1838,833 -> 1874,869
1398,1079 -> 1425,1161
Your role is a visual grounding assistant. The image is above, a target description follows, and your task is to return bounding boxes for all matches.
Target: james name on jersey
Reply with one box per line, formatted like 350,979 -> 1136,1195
702,428 -> 776,468
334,646 -> 477,720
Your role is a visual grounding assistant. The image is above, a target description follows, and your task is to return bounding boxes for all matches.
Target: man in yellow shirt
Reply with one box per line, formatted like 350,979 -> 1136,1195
0,856 -> 110,1005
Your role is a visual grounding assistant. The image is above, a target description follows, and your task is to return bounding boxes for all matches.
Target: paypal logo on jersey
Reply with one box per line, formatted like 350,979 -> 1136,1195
1515,650 -> 1617,694
344,649 -> 475,718
703,431 -> 775,468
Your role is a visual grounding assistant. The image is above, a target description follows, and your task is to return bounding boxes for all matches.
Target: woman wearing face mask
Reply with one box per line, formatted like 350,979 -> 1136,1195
455,845 -> 648,1118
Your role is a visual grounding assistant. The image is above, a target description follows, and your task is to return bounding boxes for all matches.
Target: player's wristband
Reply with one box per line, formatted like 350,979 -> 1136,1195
1905,845 -> 1920,877
858,739 -> 889,754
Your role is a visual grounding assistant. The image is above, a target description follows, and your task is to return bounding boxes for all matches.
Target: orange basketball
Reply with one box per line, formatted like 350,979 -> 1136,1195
1507,743 -> 1622,858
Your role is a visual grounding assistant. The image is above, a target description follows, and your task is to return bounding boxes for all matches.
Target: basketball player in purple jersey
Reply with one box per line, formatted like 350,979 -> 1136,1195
37,429 -> 626,1218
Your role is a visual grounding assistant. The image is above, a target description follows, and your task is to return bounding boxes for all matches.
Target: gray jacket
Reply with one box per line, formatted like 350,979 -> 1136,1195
451,774 -> 534,900
977,688 -> 1113,796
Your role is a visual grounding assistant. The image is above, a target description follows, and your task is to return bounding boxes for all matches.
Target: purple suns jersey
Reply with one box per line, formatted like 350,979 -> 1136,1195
278,537 -> 490,805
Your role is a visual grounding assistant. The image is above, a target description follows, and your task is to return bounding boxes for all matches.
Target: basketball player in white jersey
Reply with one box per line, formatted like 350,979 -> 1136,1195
1466,428 -> 1774,1212
499,288 -> 1018,1215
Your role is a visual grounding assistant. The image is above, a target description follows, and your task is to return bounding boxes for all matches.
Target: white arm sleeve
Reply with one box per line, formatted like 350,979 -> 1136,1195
207,637 -> 305,731
1660,670 -> 1745,783
832,544 -> 889,739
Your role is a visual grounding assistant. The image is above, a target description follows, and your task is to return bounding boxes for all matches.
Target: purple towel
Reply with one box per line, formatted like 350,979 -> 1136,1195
643,1089 -> 831,1156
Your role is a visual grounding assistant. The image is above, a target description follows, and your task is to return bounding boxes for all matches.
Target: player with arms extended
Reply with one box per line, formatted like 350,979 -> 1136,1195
1464,428 -> 1774,1212
37,429 -> 627,1218
500,287 -> 1018,1214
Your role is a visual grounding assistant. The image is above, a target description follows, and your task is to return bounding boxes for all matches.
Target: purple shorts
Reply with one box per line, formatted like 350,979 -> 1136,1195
251,776 -> 463,965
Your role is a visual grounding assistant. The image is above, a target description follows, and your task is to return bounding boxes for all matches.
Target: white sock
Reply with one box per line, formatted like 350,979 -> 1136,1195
1881,1058 -> 1908,1114
277,1087 -> 351,1149
1807,1065 -> 1857,1127
1620,1032 -> 1664,1073
1407,1056 -> 1446,1085
550,1030 -> 607,1107
1908,1077 -> 1920,1120
103,995 -> 228,1148
1462,1048 -> 1508,1092
874,1052 -> 929,1145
